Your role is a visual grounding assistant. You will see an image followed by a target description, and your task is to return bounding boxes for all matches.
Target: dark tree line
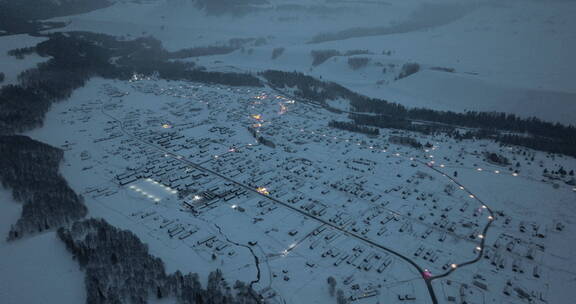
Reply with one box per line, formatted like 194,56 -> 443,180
58,219 -> 261,304
166,36 -> 268,59
7,46 -> 37,59
310,49 -> 373,67
311,49 -> 340,66
389,135 -> 423,149
167,46 -> 237,59
261,70 -> 407,115
347,57 -> 370,70
396,63 -> 420,79
0,135 -> 87,240
260,70 -> 576,157
328,120 -> 379,136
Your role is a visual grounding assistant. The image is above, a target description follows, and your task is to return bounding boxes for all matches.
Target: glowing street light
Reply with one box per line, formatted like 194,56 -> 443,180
256,187 -> 270,195
422,269 -> 432,280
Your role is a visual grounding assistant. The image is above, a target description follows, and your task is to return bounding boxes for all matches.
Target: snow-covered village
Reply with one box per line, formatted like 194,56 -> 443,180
1,1 -> 575,304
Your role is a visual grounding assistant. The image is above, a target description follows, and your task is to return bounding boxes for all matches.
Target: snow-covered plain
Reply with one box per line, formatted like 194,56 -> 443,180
44,0 -> 576,124
0,189 -> 86,304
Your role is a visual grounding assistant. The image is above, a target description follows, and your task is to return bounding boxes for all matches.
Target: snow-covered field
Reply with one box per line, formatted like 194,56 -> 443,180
0,190 -> 85,304
44,0 -> 576,124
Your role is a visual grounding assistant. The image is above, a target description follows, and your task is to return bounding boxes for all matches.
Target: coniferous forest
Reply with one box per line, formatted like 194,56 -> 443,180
59,219 -> 261,304
0,135 -> 87,240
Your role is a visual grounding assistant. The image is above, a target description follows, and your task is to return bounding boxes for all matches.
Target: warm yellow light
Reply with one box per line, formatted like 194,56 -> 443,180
256,187 -> 270,195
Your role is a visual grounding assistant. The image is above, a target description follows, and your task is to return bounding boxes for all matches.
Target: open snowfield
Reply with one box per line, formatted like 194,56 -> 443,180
0,189 -> 85,304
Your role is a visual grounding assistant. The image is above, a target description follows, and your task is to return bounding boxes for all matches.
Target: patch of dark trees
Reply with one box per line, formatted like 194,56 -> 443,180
167,46 -> 237,59
311,49 -> 340,66
389,135 -> 423,149
347,57 -> 370,70
7,46 -> 37,59
58,218 -> 261,304
0,31 -> 262,135
328,120 -> 379,136
247,126 -> 275,148
485,152 -> 510,166
271,47 -> 285,60
260,70 -> 407,116
260,70 -> 576,157
166,37 -> 269,59
396,63 -> 420,80
310,49 -> 373,66
0,135 -> 87,240
430,66 -> 455,73
0,72 -> 4,82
